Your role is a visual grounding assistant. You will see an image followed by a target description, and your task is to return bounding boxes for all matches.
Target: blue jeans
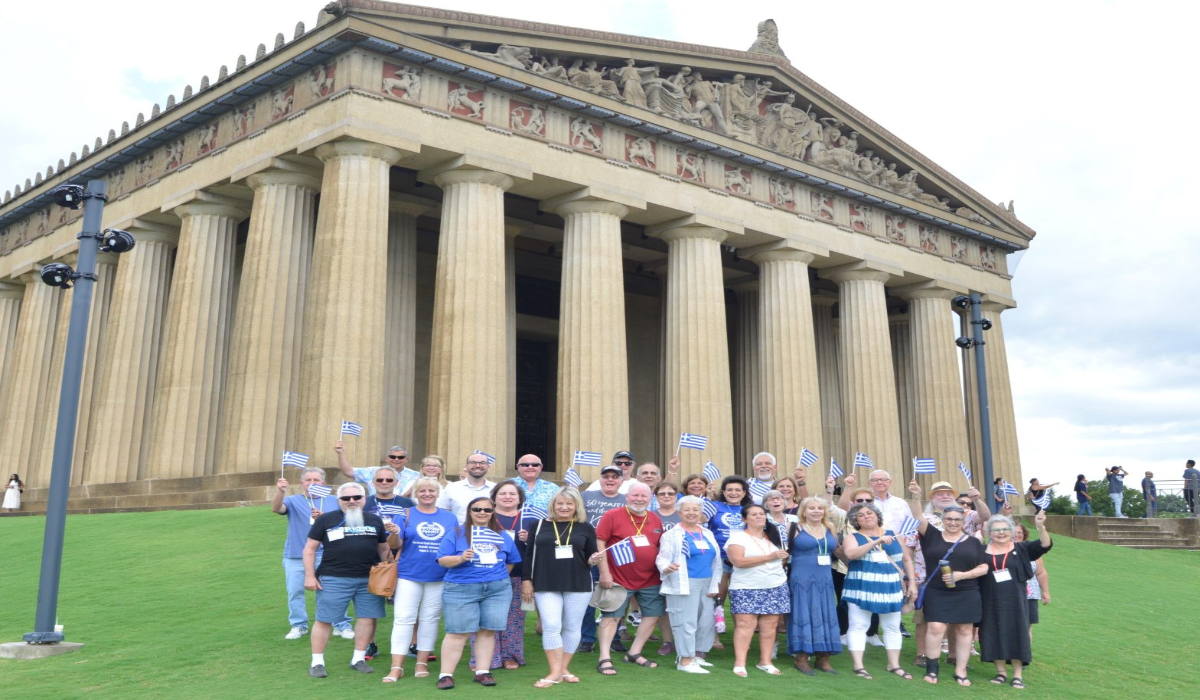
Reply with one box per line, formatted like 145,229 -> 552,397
581,565 -> 600,644
1077,501 -> 1092,516
1111,491 -> 1124,517
283,556 -> 351,630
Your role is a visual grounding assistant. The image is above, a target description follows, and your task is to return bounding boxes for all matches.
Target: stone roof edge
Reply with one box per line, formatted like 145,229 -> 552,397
342,0 -> 1035,240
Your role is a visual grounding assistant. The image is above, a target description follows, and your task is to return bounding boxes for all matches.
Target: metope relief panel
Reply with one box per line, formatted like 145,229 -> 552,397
723,165 -> 752,196
509,100 -> 546,137
270,86 -> 295,122
447,82 -> 485,119
568,118 -> 603,153
624,135 -> 657,169
382,63 -> 422,102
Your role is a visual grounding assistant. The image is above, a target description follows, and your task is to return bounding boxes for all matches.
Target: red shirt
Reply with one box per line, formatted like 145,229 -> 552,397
596,507 -> 663,590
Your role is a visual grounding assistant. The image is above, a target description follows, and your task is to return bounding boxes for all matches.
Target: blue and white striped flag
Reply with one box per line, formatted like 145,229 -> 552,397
898,515 -> 920,537
854,452 -> 874,470
1032,492 -> 1051,509
573,450 -> 603,467
678,432 -> 708,450
829,458 -> 844,480
1001,480 -> 1020,496
958,462 -> 972,482
748,479 -> 771,500
307,484 -> 332,499
913,457 -> 937,475
378,504 -> 406,518
703,461 -> 721,482
522,502 -> 549,522
680,533 -> 691,558
340,420 -> 364,437
607,538 -> 636,567
473,450 -> 496,466
563,468 -> 584,488
798,448 -> 818,468
283,451 -> 310,468
471,526 -> 507,549
701,499 -> 718,520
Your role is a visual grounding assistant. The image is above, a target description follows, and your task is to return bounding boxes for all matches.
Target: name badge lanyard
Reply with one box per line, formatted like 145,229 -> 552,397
627,507 -> 648,536
552,520 -> 575,547
992,548 -> 1012,576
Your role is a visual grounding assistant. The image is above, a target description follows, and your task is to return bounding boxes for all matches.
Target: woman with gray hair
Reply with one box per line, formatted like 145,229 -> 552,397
979,510 -> 1052,689
657,495 -> 722,673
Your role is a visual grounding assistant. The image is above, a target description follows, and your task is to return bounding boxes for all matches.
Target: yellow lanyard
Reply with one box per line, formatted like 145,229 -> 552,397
627,507 -> 648,536
551,520 -> 574,547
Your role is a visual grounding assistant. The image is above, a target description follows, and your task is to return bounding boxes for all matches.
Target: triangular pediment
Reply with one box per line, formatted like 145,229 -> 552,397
336,0 -> 1033,247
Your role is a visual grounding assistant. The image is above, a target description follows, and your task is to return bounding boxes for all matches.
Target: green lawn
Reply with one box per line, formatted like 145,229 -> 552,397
1,507 -> 1195,699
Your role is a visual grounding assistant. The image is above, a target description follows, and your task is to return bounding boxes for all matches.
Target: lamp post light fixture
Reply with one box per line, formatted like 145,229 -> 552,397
953,293 -> 996,504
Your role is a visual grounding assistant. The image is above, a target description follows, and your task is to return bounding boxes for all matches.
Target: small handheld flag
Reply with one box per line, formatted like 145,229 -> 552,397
829,458 -> 844,480
1032,492 -> 1051,509
307,484 -> 332,500
898,515 -> 920,537
798,448 -> 818,468
701,499 -> 718,520
522,503 -> 549,522
678,432 -> 709,450
573,450 -> 602,467
471,526 -> 507,549
958,462 -> 973,482
283,451 -> 310,468
563,468 -> 585,488
378,504 -> 406,518
854,452 -> 874,470
703,461 -> 721,482
913,457 -> 937,475
1002,480 -> 1020,496
679,534 -> 691,558
340,420 -> 364,437
608,538 -> 636,567
473,450 -> 496,466
748,479 -> 771,500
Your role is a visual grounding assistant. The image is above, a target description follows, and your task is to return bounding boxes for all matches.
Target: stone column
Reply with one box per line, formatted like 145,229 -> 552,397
424,168 -> 513,465
84,223 -> 179,483
546,197 -> 632,481
822,264 -> 903,491
147,200 -> 247,478
982,301 -> 1022,490
730,281 -> 761,475
750,246 -> 823,477
220,170 -> 319,474
0,272 -> 62,486
898,284 -> 972,489
0,282 -> 21,403
812,293 -> 845,475
504,224 -> 518,476
383,197 -> 427,457
890,313 -> 916,476
70,252 -> 118,484
298,140 -> 404,465
649,219 -> 736,472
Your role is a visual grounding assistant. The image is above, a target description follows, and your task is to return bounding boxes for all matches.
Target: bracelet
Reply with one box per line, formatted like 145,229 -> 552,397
797,481 -> 807,486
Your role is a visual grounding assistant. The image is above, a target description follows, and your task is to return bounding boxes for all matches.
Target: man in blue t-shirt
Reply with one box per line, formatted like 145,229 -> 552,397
272,468 -> 351,640
1107,466 -> 1128,517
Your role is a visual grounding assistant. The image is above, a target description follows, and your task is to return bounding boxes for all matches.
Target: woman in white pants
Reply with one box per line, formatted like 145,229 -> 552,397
383,478 -> 459,682
657,496 -> 723,673
521,486 -> 601,688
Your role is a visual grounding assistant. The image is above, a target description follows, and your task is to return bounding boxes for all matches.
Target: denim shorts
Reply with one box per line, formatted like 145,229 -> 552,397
600,585 -> 665,619
441,579 -> 512,634
315,576 -> 385,622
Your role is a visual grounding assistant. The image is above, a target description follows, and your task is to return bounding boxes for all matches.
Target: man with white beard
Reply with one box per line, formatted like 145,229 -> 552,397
304,482 -> 394,678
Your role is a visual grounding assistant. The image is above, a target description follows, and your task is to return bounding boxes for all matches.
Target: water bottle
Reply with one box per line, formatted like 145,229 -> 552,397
939,559 -> 955,588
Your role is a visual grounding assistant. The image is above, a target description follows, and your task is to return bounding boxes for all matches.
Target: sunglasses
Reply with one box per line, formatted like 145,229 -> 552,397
374,478 -> 395,483
339,495 -> 364,501
387,455 -> 407,460
613,460 -> 634,466
956,501 -> 972,506
854,498 -> 874,503
470,507 -> 494,513
517,462 -> 542,467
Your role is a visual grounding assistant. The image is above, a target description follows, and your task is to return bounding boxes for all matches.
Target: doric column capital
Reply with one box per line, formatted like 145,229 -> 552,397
120,219 -> 181,248
314,139 -> 405,165
647,213 -> 741,244
540,186 -> 645,217
893,280 -> 968,302
820,260 -> 901,285
173,201 -> 249,220
980,294 -> 1017,313
419,152 -> 531,188
811,290 -> 839,308
247,169 -> 322,192
432,168 -> 514,191
551,199 -> 630,220
747,248 -> 815,265
0,280 -> 22,299
389,193 -> 437,218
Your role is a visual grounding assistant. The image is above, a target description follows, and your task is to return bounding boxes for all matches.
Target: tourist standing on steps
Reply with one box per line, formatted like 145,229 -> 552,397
3,473 -> 22,512
1073,474 -> 1093,516
1141,472 -> 1158,518
272,468 -> 351,641
1183,460 -> 1200,517
304,482 -> 394,678
335,441 -> 419,497
512,453 -> 558,513
438,453 -> 498,523
1106,466 -> 1128,517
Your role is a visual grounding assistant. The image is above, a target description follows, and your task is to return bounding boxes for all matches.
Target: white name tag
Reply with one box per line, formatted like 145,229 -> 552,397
555,545 -> 574,559
479,549 -> 498,565
693,538 -> 709,550
993,569 -> 1012,583
632,535 -> 650,547
327,528 -> 344,541
503,530 -> 515,539
309,517 -> 315,525
816,554 -> 831,566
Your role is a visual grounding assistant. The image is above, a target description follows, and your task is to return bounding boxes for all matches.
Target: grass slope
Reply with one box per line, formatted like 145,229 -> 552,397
1,507 -> 1196,699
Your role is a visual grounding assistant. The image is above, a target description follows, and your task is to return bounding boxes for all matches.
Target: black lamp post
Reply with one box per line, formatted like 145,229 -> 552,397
954,293 -> 995,504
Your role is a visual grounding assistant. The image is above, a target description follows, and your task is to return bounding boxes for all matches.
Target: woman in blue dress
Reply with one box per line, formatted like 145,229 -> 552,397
786,496 -> 843,675
841,501 -> 917,680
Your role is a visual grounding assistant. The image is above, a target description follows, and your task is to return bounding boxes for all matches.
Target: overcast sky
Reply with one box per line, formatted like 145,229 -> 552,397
3,0 -> 1197,494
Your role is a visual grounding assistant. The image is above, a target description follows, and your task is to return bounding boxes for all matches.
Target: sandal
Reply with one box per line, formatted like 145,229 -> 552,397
503,660 -> 521,670
597,658 -> 618,676
1011,678 -> 1026,689
732,666 -> 748,677
622,653 -> 658,668
913,654 -> 928,668
534,678 -> 561,688
955,675 -> 971,686
383,666 -> 404,682
414,662 -> 430,678
561,673 -> 580,683
853,668 -> 873,680
755,664 -> 782,675
990,674 -> 1008,685
886,667 -> 913,680
924,658 -> 940,685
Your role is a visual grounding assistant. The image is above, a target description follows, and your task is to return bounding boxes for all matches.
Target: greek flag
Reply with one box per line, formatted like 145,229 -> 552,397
1002,480 -> 1020,496
471,526 -> 507,549
898,515 -> 920,536
748,479 -> 771,500
563,468 -> 584,488
473,450 -> 496,465
307,484 -> 332,499
340,420 -> 364,437
854,452 -> 874,470
798,448 -> 818,468
573,450 -> 602,467
703,461 -> 721,482
608,538 -> 636,567
958,462 -> 972,482
378,504 -> 406,518
829,458 -> 844,480
913,457 -> 937,474
680,534 -> 691,558
678,432 -> 708,450
283,451 -> 310,468
522,503 -> 549,522
1033,492 -> 1051,509
701,499 -> 718,520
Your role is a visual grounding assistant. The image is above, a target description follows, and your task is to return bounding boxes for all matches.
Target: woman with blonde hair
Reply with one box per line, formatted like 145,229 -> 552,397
401,455 -> 446,498
786,497 -> 843,675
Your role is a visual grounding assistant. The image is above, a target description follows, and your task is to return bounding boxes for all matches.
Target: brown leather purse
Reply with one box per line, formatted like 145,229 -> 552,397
368,554 -> 396,597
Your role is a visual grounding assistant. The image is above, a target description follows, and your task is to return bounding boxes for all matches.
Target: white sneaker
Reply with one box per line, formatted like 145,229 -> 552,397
335,627 -> 356,640
627,611 -> 642,627
284,626 -> 308,640
694,657 -> 714,667
866,634 -> 884,647
678,661 -> 710,674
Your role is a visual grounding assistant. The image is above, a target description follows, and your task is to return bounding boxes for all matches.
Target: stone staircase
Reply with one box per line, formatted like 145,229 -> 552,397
1096,517 -> 1199,550
0,470 -> 278,516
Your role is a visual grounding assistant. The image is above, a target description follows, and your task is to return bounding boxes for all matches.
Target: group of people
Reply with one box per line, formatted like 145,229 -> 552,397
276,445 -> 1054,690
1069,461 -> 1200,517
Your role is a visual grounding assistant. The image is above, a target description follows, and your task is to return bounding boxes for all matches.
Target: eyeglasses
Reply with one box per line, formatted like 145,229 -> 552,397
956,501 -> 972,506
991,529 -> 1011,533
466,461 -> 489,466
869,478 -> 890,483
339,495 -> 364,501
517,462 -> 542,467
613,460 -> 634,466
374,478 -> 395,483
854,498 -> 874,503
942,517 -> 964,523
387,455 -> 407,460
470,507 -> 494,513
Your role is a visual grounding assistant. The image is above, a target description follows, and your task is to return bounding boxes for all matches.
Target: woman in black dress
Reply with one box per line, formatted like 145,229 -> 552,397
980,511 -> 1052,689
908,484 -> 987,687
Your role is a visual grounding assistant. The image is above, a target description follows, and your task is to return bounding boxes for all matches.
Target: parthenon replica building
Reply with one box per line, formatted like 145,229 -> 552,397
0,1 -> 1032,512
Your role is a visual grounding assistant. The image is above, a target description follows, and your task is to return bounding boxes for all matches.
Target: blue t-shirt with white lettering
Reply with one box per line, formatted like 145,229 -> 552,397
396,507 -> 460,582
437,527 -> 523,584
281,493 -> 338,559
709,502 -> 746,554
